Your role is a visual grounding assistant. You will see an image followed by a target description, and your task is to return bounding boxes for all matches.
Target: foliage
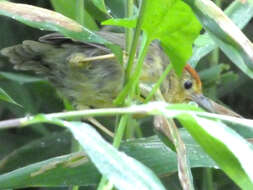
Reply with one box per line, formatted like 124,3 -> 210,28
0,0 -> 252,190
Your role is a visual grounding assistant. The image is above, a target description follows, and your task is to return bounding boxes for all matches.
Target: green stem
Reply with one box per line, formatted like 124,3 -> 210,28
129,33 -> 150,98
202,168 -> 214,190
208,0 -> 222,99
70,186 -> 79,190
135,125 -> 143,138
114,34 -> 151,105
125,0 -> 134,53
209,48 -> 219,99
125,0 -> 148,81
76,0 -> 84,26
113,115 -> 129,148
1,102 -> 248,130
210,48 -> 219,66
98,3 -> 148,188
144,64 -> 172,103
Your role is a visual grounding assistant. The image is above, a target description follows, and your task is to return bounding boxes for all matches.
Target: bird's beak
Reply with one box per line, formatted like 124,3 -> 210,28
191,93 -> 242,118
191,94 -> 215,113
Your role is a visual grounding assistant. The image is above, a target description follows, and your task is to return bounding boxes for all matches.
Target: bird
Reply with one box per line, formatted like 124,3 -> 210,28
0,31 -> 236,115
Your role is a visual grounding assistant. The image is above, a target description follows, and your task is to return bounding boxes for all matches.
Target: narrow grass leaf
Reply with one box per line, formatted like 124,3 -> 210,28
0,88 -> 21,107
176,113 -> 253,189
190,0 -> 253,67
185,0 -> 253,78
0,1 -> 121,60
0,72 -> 44,84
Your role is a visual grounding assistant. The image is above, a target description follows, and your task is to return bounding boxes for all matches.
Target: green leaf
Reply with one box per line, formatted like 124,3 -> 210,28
0,130 -> 216,188
103,0 -> 202,75
185,0 -> 253,78
142,0 -> 201,75
102,17 -> 137,28
0,88 -> 21,107
67,121 -> 166,190
0,132 -> 72,174
190,0 -> 253,67
50,0 -> 98,30
0,152 -> 99,188
0,72 -> 44,84
0,1 -> 121,60
90,0 -> 108,15
176,113 -> 253,189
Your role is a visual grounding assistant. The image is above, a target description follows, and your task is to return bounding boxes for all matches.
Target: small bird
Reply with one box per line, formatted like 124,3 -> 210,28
0,32 -> 235,115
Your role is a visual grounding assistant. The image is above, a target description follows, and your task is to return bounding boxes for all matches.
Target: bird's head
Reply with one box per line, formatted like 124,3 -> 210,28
161,64 -> 214,112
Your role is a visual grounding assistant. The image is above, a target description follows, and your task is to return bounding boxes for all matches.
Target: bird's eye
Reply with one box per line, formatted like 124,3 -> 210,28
184,80 -> 193,90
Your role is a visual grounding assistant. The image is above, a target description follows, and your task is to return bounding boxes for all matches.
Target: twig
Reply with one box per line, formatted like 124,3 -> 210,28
154,116 -> 194,190
80,53 -> 115,62
87,117 -> 114,137
0,104 -> 152,129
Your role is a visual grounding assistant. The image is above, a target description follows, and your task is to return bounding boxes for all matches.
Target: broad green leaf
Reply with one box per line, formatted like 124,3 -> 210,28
185,0 -> 253,78
0,1 -> 122,61
0,130 -> 216,188
176,114 -> 253,189
50,0 -> 98,30
0,88 -> 21,106
142,1 -> 201,75
103,0 -> 202,75
67,121 -> 166,190
190,0 -> 253,68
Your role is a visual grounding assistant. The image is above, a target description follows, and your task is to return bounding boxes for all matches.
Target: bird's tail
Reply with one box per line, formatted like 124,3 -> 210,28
1,40 -> 55,74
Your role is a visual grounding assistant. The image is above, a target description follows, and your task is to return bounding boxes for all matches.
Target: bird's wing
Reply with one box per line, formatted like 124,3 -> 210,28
39,31 -> 125,51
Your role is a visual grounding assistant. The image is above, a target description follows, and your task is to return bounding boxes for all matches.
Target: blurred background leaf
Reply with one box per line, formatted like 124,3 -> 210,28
0,0 -> 252,189
0,129 -> 216,188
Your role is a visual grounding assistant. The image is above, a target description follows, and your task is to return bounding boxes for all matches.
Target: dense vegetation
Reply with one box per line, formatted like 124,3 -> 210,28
0,0 -> 253,190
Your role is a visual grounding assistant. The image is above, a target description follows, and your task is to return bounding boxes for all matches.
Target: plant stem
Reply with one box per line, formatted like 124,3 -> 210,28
154,116 -> 194,190
99,3 -> 149,185
114,0 -> 148,106
125,0 -> 148,81
114,34 -> 151,105
125,0 -> 134,53
70,185 -> 79,190
209,48 -> 219,99
129,33 -> 150,98
208,0 -> 222,99
76,0 -> 84,26
202,168 -> 214,190
144,64 -> 172,103
113,115 -> 129,148
0,102 -> 249,130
